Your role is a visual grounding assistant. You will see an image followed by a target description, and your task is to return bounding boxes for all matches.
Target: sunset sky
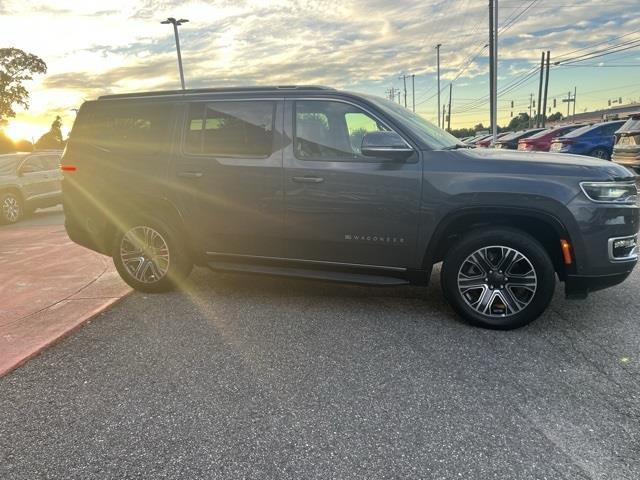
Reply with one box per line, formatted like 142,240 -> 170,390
2,0 -> 640,141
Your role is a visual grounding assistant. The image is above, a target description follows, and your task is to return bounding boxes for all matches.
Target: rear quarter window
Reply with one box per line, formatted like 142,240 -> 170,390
72,102 -> 173,153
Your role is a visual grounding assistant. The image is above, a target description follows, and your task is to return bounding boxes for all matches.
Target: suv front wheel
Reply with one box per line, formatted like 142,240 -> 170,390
113,218 -> 193,293
441,228 -> 555,330
1,191 -> 23,224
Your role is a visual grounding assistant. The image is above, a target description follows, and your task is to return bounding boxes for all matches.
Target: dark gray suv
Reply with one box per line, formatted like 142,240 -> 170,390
0,151 -> 63,224
61,86 -> 639,329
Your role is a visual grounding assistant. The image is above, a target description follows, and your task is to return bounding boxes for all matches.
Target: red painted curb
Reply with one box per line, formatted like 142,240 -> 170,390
0,223 -> 132,378
0,292 -> 132,378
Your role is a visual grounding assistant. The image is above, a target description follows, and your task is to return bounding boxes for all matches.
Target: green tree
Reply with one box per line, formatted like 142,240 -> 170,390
35,116 -> 65,150
547,112 -> 563,122
0,48 -> 47,126
507,112 -> 531,132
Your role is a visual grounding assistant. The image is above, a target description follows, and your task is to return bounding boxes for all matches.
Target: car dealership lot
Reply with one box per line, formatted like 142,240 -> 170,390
1,265 -> 639,479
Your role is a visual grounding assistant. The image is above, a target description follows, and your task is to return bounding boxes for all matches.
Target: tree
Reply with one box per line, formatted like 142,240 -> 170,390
14,139 -> 33,152
547,112 -> 563,123
0,48 -> 47,126
0,131 -> 13,153
35,116 -> 65,150
507,112 -> 530,132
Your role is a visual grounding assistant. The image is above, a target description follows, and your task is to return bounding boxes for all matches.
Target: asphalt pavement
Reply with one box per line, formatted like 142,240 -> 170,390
1,256 -> 639,479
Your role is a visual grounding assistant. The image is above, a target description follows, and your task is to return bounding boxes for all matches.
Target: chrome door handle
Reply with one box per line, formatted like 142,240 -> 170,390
177,171 -> 204,178
292,176 -> 324,184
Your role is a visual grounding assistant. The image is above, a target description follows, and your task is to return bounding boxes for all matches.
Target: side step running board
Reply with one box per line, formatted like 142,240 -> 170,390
206,261 -> 410,286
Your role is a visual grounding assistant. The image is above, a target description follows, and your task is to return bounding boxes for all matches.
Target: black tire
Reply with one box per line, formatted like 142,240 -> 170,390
0,191 -> 23,224
590,147 -> 609,160
112,217 -> 193,293
441,227 -> 555,330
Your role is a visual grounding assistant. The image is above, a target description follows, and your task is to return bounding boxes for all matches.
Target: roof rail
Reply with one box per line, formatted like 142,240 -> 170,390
98,85 -> 335,100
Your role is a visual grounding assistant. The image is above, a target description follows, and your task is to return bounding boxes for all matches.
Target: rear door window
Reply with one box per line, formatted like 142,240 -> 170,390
185,101 -> 275,157
21,156 -> 46,173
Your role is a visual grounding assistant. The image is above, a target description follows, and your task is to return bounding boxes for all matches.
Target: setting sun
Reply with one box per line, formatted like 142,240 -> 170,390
3,121 -> 42,143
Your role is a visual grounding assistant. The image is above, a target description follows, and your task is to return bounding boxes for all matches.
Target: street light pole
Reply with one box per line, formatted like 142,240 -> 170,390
161,17 -> 189,90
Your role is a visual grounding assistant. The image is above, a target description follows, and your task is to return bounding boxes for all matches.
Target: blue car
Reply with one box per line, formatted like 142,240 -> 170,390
550,120 -> 625,159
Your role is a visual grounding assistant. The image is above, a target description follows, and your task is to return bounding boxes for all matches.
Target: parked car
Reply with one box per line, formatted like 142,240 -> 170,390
517,124 -> 586,152
612,114 -> 640,174
464,134 -> 491,146
0,151 -> 63,224
476,131 -> 512,148
494,128 -> 546,150
550,120 -> 625,159
62,86 -> 638,330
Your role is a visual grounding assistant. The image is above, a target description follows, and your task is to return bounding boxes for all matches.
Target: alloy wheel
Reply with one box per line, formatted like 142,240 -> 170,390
119,226 -> 171,283
457,245 -> 537,317
2,195 -> 21,223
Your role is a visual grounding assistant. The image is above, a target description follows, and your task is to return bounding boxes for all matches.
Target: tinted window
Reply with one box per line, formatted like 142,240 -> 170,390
22,156 -> 46,172
600,122 -> 624,136
73,102 -> 171,153
41,155 -> 60,170
294,100 -> 390,160
185,101 -> 274,157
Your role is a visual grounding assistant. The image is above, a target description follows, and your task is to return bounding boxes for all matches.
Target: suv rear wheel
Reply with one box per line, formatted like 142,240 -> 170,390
1,191 -> 23,224
112,218 -> 193,293
441,228 -> 555,329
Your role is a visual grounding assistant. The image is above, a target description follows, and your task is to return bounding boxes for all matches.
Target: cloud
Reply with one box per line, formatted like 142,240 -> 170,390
2,0 -> 639,133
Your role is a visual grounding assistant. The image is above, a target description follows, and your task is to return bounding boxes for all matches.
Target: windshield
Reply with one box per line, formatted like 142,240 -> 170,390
365,95 -> 460,149
562,124 -> 593,138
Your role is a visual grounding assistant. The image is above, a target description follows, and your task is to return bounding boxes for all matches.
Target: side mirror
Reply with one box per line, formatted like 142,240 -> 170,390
361,131 -> 414,161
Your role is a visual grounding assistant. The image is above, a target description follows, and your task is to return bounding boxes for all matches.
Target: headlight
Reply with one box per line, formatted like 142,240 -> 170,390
580,181 -> 638,204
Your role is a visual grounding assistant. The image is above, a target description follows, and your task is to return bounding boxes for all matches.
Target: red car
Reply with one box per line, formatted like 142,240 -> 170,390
476,131 -> 512,148
517,124 -> 586,152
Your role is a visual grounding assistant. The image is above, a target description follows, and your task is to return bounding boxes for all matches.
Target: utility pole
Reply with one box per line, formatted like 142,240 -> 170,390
412,74 -> 416,112
161,17 -> 189,90
436,44 -> 442,128
573,86 -> 577,120
399,74 -> 409,108
536,51 -> 545,127
386,87 -> 397,101
397,90 -> 402,104
442,105 -> 446,131
542,50 -> 550,127
489,0 -> 498,143
562,91 -> 575,120
528,93 -> 533,128
447,83 -> 452,131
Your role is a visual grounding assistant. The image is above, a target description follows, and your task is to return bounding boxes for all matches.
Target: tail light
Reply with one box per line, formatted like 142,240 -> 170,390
60,165 -> 77,172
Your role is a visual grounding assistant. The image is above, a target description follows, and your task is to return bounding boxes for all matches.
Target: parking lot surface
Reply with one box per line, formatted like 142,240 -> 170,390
1,264 -> 639,479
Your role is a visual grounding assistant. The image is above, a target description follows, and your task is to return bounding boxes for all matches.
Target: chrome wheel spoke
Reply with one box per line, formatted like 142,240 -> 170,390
457,244 -> 537,318
120,226 -> 170,283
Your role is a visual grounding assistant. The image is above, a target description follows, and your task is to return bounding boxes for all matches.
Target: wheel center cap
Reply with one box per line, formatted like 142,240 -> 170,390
488,271 -> 506,287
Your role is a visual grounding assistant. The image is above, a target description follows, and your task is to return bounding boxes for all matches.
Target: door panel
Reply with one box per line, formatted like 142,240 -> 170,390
170,99 -> 285,257
18,156 -> 49,201
283,99 -> 422,268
